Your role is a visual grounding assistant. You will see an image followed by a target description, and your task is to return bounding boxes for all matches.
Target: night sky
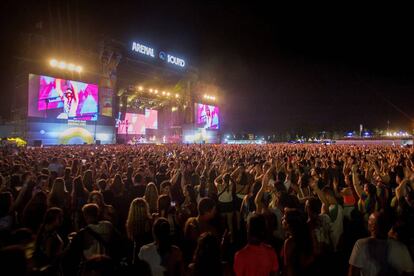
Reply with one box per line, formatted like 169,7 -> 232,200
1,1 -> 414,135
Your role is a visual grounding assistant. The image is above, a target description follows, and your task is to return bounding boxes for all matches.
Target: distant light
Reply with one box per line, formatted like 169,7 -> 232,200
155,89 -> 158,93
175,94 -> 179,98
67,64 -> 75,71
167,92 -> 171,96
138,86 -> 143,91
49,59 -> 58,67
162,91 -> 166,95
171,106 -> 178,112
149,89 -> 153,92
120,104 -> 123,107
58,61 -> 66,69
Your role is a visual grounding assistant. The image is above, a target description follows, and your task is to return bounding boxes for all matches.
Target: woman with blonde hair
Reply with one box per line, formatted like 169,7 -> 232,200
144,182 -> 159,214
126,198 -> 153,263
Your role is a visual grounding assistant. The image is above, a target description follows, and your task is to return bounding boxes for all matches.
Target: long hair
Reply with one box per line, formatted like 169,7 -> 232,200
71,176 -> 89,209
35,207 -> 63,251
153,218 -> 172,267
83,170 -> 94,191
126,198 -> 152,241
193,232 -> 223,276
144,183 -> 159,214
48,178 -> 67,208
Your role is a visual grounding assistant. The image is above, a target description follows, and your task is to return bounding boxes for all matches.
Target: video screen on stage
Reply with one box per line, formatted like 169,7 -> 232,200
195,103 -> 220,129
117,113 -> 145,135
28,74 -> 98,121
145,109 -> 158,129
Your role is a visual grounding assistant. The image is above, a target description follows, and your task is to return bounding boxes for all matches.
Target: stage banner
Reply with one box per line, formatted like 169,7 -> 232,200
99,87 -> 113,117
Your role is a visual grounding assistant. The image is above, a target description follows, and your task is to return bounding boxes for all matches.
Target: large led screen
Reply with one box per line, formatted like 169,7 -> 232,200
28,74 -> 98,121
27,122 -> 114,145
145,109 -> 158,129
117,113 -> 145,135
195,103 -> 220,129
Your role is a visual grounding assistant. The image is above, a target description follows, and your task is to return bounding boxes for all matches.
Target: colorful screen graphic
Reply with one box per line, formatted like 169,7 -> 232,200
27,122 -> 114,145
195,103 -> 220,129
28,74 -> 98,121
117,113 -> 146,134
145,109 -> 158,129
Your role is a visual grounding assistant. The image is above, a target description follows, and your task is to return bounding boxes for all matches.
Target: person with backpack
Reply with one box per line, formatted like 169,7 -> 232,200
63,203 -> 123,275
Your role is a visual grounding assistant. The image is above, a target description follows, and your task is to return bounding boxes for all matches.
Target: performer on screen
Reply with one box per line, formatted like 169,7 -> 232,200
56,78 -> 79,119
200,105 -> 219,129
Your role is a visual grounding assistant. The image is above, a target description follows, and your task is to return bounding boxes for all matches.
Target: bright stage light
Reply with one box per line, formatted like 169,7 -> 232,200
162,91 -> 166,95
155,89 -> 158,93
58,61 -> 67,69
167,92 -> 171,96
67,64 -> 75,71
171,106 -> 178,112
149,89 -> 153,93
175,94 -> 179,98
138,86 -> 143,91
49,59 -> 82,72
49,59 -> 58,67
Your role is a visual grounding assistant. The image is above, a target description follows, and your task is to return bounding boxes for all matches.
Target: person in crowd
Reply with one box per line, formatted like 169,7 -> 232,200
48,177 -> 70,211
126,198 -> 153,260
33,207 -> 64,272
282,208 -> 315,276
22,191 -> 48,233
88,191 -> 117,225
215,173 -> 235,242
189,232 -> 228,276
138,217 -> 184,276
349,211 -> 414,275
71,175 -> 90,231
234,213 -> 279,276
0,192 -> 16,234
65,203 -> 121,274
144,182 -> 159,215
184,197 -> 218,264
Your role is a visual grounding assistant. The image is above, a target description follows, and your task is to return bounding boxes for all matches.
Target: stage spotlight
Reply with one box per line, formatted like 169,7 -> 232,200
67,64 -> 75,71
138,86 -> 143,91
149,89 -> 153,93
175,94 -> 179,98
162,91 -> 166,95
49,59 -> 58,67
58,61 -> 67,69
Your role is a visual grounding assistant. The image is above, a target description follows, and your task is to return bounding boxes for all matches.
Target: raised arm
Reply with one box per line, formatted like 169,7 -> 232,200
351,164 -> 363,199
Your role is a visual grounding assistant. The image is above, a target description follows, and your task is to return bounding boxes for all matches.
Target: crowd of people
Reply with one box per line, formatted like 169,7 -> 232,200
0,143 -> 413,276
